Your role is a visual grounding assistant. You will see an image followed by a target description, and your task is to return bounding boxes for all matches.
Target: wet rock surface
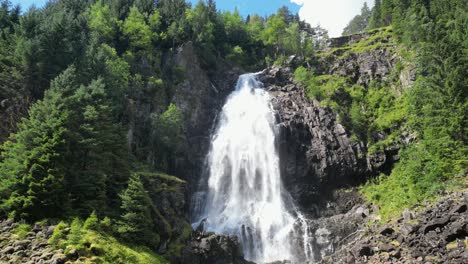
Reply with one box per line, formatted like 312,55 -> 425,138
181,231 -> 254,264
320,192 -> 468,264
298,200 -> 378,262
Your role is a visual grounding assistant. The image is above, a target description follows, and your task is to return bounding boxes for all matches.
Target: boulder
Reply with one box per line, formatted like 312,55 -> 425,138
181,231 -> 253,264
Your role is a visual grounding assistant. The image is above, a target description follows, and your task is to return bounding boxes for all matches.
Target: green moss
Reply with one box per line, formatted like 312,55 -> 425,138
12,223 -> 31,240
164,221 -> 192,259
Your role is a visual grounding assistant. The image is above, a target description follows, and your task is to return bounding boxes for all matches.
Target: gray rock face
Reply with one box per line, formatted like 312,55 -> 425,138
140,172 -> 189,241
301,201 -> 376,262
330,49 -> 398,87
325,29 -> 415,90
169,42 -> 242,189
258,67 -> 368,214
321,192 -> 468,264
125,42 -> 241,190
181,231 -> 254,264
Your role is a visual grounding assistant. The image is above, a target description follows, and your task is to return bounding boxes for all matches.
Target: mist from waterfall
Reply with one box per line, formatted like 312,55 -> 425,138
193,73 -> 311,263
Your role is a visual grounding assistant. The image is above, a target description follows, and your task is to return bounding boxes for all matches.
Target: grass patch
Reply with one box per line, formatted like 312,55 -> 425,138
49,220 -> 168,264
12,223 -> 31,239
317,26 -> 394,59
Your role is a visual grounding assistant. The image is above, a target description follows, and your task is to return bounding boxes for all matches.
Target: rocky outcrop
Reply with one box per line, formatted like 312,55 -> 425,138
301,198 -> 378,262
169,42 -> 242,189
181,231 -> 253,264
0,220 -> 72,264
139,172 -> 191,246
126,42 -> 242,191
259,67 -> 369,214
324,28 -> 415,91
321,191 -> 468,264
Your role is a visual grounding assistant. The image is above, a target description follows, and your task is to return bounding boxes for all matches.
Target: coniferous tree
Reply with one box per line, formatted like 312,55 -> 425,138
381,0 -> 394,26
118,174 -> 158,246
0,68 -> 75,220
122,6 -> 152,51
342,2 -> 371,35
368,0 -> 382,29
66,78 -> 129,216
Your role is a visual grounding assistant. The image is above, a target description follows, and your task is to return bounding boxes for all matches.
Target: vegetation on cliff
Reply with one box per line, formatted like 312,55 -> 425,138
295,0 -> 467,220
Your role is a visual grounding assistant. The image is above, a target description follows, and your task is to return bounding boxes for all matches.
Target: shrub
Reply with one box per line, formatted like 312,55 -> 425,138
12,223 -> 31,239
84,211 -> 100,231
49,221 -> 68,246
69,218 -> 83,245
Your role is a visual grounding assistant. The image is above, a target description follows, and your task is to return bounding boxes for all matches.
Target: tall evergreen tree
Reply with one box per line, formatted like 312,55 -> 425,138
117,174 -> 158,246
368,0 -> 382,29
65,78 -> 129,216
381,0 -> 394,26
0,68 -> 75,220
342,2 -> 371,35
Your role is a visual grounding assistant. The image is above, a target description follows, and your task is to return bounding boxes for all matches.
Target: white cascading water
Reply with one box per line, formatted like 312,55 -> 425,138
194,73 -> 312,263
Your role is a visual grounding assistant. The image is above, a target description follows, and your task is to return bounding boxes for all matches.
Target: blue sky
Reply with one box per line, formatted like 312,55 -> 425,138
188,0 -> 300,17
11,0 -> 300,17
10,0 -> 373,37
10,0 -> 47,9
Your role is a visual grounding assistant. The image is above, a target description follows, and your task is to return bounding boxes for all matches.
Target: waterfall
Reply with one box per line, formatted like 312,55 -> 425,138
193,73 -> 311,263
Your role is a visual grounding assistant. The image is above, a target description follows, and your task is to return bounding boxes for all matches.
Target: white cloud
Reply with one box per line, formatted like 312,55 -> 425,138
291,0 -> 374,37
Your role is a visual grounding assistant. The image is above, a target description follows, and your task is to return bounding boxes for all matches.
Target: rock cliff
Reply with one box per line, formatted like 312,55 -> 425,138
321,191 -> 468,264
260,67 -> 368,213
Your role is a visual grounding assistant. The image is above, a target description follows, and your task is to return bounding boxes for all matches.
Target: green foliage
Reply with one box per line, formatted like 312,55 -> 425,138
294,47 -> 405,149
12,223 -> 31,240
118,174 -> 159,247
15,2 -> 85,98
361,0 -> 467,220
49,219 -> 168,263
69,218 -> 83,245
342,2 -> 371,35
88,0 -> 119,43
0,65 -> 130,220
187,1 -> 215,47
150,103 -> 185,172
368,0 -> 382,29
100,216 -> 112,233
49,221 -> 68,246
0,69 -> 71,220
84,211 -> 100,231
261,13 -> 287,54
122,7 -> 152,50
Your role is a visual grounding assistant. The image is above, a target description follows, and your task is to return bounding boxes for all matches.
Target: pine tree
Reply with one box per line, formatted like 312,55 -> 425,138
368,0 -> 382,29
122,7 -> 152,50
0,68 -> 75,220
342,2 -> 372,35
381,0 -> 394,26
118,174 -> 158,246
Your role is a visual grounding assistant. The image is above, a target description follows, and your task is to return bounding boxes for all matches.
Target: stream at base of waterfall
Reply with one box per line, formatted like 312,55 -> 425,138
192,73 -> 314,263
